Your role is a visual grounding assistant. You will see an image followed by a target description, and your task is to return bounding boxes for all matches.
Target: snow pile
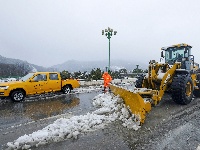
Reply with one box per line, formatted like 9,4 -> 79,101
0,78 -> 17,82
74,85 -> 102,93
7,114 -> 109,149
7,93 -> 140,149
93,94 -> 140,130
92,93 -> 140,129
118,82 -> 133,86
7,78 -> 17,82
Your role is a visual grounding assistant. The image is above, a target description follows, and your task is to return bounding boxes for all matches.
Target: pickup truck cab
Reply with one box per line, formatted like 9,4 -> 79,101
0,72 -> 80,102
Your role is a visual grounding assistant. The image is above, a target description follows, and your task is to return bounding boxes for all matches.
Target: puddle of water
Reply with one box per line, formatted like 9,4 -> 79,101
0,92 -> 101,130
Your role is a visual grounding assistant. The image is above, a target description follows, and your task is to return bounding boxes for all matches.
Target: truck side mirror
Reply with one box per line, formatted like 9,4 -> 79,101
161,51 -> 164,58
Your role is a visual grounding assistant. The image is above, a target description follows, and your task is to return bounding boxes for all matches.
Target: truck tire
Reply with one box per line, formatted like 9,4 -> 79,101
135,75 -> 144,88
10,90 -> 25,102
63,85 -> 71,94
171,75 -> 193,105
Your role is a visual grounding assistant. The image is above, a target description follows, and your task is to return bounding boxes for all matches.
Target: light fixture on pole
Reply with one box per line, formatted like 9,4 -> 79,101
102,27 -> 117,73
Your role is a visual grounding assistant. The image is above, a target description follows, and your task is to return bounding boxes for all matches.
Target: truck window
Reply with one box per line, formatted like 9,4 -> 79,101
49,73 -> 59,80
33,74 -> 47,82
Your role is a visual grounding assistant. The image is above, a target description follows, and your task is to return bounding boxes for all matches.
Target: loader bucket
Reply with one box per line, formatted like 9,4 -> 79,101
110,85 -> 151,123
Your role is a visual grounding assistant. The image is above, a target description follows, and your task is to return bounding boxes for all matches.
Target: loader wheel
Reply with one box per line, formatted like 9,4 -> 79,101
63,85 -> 71,94
10,90 -> 25,102
171,75 -> 193,105
135,75 -> 144,88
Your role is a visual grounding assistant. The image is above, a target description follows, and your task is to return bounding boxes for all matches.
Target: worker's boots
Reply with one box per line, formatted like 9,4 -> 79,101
102,87 -> 111,93
102,87 -> 106,91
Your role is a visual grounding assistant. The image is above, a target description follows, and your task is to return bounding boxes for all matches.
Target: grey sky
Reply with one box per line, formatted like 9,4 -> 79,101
0,0 -> 200,67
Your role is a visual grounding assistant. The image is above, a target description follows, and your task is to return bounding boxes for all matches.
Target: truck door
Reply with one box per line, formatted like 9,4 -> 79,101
28,73 -> 48,94
47,73 -> 61,92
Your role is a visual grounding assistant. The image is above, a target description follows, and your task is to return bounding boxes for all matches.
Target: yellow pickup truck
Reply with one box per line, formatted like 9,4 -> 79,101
0,72 -> 80,102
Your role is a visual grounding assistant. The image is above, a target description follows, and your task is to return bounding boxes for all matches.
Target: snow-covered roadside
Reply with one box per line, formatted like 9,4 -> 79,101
73,81 -> 134,94
73,85 -> 103,93
7,92 -> 140,150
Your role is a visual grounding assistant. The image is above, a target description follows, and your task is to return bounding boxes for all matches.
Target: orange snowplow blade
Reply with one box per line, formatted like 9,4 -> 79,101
110,85 -> 151,123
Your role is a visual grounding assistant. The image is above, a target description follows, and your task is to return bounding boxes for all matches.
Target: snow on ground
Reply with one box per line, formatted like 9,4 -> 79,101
73,80 -> 134,94
7,92 -> 140,150
75,78 -> 135,93
73,85 -> 103,93
0,78 -> 17,82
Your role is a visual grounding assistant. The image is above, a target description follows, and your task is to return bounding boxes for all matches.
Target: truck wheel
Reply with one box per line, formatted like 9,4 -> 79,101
63,85 -> 71,94
171,75 -> 193,105
10,90 -> 25,102
135,75 -> 144,88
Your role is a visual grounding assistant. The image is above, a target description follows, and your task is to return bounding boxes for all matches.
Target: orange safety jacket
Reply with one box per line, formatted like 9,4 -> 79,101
102,73 -> 112,87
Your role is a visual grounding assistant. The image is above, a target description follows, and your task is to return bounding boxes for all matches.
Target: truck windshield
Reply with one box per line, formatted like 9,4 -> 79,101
19,73 -> 35,81
165,47 -> 185,64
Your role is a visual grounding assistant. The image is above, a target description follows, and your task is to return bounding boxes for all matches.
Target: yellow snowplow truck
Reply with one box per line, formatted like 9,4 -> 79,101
110,43 -> 200,124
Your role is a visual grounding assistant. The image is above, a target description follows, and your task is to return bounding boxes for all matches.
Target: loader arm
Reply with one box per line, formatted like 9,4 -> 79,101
152,62 -> 181,104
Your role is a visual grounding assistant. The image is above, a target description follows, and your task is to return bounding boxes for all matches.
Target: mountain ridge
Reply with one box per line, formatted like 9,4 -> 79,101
0,55 -> 147,73
51,59 -> 147,72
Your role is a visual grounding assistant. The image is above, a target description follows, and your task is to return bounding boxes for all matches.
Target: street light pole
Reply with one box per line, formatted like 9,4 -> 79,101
102,27 -> 117,73
109,35 -> 110,72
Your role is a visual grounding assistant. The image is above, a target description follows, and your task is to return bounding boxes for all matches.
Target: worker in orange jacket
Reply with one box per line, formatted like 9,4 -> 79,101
102,72 -> 112,91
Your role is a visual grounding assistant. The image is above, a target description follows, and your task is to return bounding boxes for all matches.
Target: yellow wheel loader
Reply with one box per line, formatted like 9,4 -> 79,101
110,43 -> 200,124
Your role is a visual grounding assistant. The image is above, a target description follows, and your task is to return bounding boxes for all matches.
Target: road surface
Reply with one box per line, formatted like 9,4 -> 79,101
0,91 -> 199,150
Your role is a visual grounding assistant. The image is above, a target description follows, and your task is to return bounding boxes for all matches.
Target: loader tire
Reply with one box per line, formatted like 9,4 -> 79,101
135,75 -> 144,88
171,75 -> 193,105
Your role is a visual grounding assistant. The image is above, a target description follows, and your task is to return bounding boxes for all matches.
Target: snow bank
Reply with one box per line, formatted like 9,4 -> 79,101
197,145 -> 200,150
79,78 -> 136,86
7,93 -> 140,149
74,85 -> 102,93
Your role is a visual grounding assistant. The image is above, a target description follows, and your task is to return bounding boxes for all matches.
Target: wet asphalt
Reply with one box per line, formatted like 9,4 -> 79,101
0,88 -> 200,150
0,91 -> 100,150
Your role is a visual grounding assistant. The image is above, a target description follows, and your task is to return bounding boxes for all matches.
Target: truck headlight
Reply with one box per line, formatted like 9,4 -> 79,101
0,86 -> 9,90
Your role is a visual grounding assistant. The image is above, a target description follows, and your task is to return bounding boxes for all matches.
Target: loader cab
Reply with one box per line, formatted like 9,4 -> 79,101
161,44 -> 192,71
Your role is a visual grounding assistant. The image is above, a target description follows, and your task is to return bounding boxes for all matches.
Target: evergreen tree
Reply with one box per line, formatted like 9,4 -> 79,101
60,70 -> 71,79
88,68 -> 102,81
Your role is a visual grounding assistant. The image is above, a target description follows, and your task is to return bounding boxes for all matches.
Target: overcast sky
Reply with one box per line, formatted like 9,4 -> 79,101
0,0 -> 200,67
